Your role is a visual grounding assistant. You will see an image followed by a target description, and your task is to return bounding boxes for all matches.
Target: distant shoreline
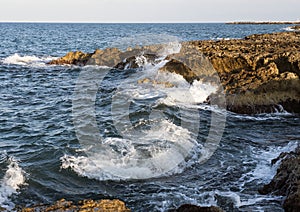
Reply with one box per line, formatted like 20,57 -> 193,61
227,21 -> 300,25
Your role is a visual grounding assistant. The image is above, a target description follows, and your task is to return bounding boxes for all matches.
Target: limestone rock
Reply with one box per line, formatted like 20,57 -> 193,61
259,146 -> 300,212
48,51 -> 92,66
20,199 -> 131,212
48,31 -> 300,114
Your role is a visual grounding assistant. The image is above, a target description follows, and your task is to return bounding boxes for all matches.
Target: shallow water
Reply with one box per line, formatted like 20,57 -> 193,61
0,23 -> 299,211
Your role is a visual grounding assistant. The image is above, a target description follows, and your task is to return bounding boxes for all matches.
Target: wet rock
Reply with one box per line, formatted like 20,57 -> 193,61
19,199 -> 131,212
138,78 -> 174,87
259,146 -> 300,212
168,204 -> 224,212
114,53 -> 159,69
290,25 -> 300,31
160,59 -> 196,83
49,31 -> 300,114
191,32 -> 300,114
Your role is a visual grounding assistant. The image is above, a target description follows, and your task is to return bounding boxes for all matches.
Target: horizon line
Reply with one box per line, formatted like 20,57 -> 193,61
0,20 -> 227,24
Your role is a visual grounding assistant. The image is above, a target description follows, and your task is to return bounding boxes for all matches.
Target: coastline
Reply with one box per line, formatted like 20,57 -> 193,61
9,29 -> 299,212
227,21 -> 300,24
49,31 -> 300,115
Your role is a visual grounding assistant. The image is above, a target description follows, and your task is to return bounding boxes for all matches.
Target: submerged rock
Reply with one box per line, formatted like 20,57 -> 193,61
168,204 -> 224,212
259,146 -> 300,212
19,199 -> 131,212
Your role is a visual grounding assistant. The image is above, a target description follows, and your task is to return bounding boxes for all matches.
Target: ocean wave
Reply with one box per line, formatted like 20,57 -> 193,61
283,26 -> 297,32
0,157 -> 26,209
239,141 -> 298,186
228,108 -> 292,121
61,119 -> 195,180
1,53 -> 58,67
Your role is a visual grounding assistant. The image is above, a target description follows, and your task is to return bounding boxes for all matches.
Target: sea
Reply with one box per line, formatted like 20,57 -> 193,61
0,23 -> 299,211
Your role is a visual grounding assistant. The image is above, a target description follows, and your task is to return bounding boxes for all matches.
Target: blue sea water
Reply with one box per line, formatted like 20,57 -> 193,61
0,23 -> 299,211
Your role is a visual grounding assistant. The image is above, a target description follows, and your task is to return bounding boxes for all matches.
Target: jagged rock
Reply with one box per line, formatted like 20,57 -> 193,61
48,51 -> 92,66
49,32 -> 300,114
19,199 -> 131,212
160,59 -> 196,83
290,25 -> 300,31
114,53 -> 159,69
168,204 -> 224,212
191,32 -> 300,114
138,78 -> 174,87
86,48 -> 123,67
259,146 -> 300,212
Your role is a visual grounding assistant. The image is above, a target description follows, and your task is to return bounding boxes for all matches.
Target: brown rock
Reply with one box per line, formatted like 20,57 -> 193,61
48,31 -> 300,114
159,59 -> 196,83
48,51 -> 92,66
19,199 -> 131,212
259,146 -> 300,212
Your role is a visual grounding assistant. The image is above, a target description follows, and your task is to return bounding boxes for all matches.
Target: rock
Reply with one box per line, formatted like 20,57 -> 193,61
168,204 -> 224,212
48,51 -> 92,66
86,48 -> 123,67
114,53 -> 159,69
290,25 -> 300,31
159,59 -> 196,83
259,146 -> 300,212
48,31 -> 300,114
191,32 -> 300,114
19,199 -> 131,212
138,78 -> 174,88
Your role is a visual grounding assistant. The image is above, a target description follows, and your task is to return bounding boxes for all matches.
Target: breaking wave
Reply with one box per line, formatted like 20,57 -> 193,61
1,53 -> 58,67
0,157 -> 26,209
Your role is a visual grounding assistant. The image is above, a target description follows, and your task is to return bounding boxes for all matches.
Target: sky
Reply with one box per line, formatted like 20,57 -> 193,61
0,0 -> 299,23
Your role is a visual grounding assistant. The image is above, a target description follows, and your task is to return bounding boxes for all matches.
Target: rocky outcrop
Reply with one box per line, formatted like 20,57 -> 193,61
190,32 -> 300,114
19,199 -> 131,212
49,32 -> 300,114
168,204 -> 224,212
290,25 -> 300,31
259,146 -> 300,212
48,51 -> 92,66
227,21 -> 300,24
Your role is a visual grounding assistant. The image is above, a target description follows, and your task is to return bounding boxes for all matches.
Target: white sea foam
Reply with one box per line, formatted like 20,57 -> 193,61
70,41 -> 223,180
240,141 -> 299,187
0,158 -> 26,209
61,120 -> 195,180
229,110 -> 293,121
283,26 -> 298,32
2,53 -> 58,67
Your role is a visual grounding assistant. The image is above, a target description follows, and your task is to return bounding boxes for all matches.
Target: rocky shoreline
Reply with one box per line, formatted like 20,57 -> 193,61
259,146 -> 300,212
49,31 -> 300,115
227,21 -> 300,25
34,31 -> 300,211
16,199 -> 224,212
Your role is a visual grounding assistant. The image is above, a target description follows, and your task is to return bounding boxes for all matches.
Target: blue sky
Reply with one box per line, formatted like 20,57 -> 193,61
1,0 -> 299,23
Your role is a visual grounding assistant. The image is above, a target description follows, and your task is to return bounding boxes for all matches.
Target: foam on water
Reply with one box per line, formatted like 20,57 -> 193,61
241,141 -> 299,185
283,26 -> 298,32
2,53 -> 58,67
61,119 -> 195,180
0,157 -> 26,209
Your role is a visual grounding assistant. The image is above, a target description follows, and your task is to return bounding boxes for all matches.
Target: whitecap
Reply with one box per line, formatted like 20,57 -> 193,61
0,157 -> 26,209
239,141 -> 299,186
61,120 -> 195,180
2,53 -> 58,67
